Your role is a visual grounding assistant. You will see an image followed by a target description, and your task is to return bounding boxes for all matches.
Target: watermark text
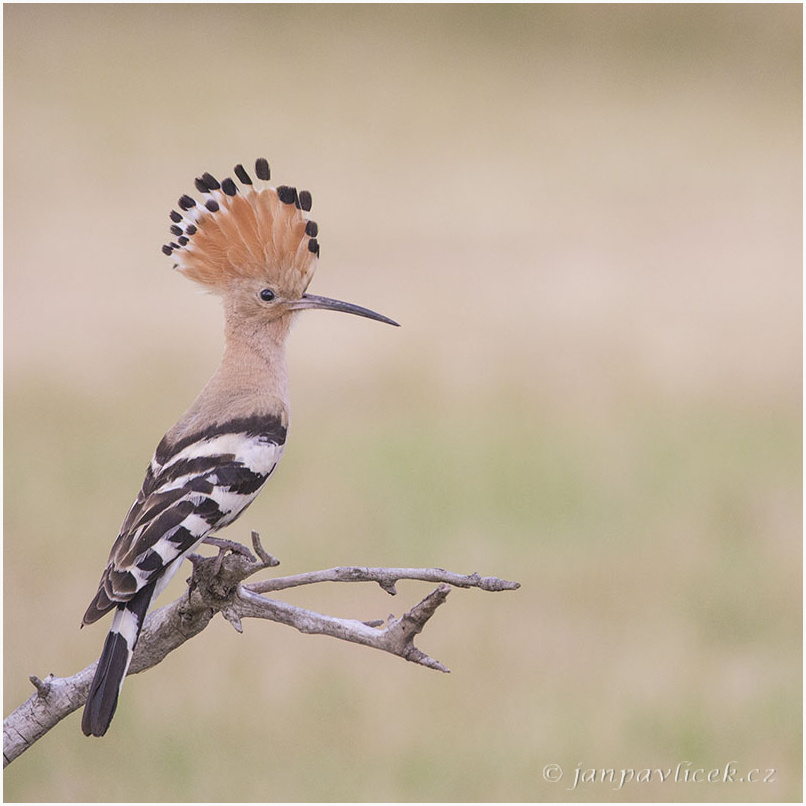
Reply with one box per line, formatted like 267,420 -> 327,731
541,761 -> 776,791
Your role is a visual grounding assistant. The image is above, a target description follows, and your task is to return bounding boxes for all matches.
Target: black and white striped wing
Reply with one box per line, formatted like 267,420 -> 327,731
83,416 -> 286,624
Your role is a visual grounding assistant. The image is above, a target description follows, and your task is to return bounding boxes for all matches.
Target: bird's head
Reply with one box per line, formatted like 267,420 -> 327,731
162,158 -> 398,330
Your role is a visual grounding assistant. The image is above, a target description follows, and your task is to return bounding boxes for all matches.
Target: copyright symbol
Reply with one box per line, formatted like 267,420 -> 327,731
543,763 -> 563,782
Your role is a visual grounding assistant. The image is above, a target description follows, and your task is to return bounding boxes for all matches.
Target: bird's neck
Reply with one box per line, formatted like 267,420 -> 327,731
218,314 -> 291,403
170,315 -> 292,438
223,317 -> 290,392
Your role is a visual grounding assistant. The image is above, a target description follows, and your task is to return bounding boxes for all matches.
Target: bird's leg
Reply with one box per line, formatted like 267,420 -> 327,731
185,552 -> 208,597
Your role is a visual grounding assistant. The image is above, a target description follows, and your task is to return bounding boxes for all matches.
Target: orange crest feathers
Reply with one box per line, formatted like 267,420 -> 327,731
162,159 -> 320,297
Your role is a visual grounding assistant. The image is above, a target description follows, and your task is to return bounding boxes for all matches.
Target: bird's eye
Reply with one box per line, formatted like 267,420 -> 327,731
259,288 -> 276,302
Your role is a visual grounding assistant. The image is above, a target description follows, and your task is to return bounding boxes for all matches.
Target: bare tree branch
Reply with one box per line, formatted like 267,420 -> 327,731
234,583 -> 453,671
247,565 -> 521,596
3,532 -> 519,767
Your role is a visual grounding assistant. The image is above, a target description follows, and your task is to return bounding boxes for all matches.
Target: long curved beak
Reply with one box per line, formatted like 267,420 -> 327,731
289,293 -> 400,327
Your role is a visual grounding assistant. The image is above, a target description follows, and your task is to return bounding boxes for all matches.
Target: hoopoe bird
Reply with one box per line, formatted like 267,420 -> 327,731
81,158 -> 398,737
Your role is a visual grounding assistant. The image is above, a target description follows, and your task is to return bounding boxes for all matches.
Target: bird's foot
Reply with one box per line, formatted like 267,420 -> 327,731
202,536 -> 256,575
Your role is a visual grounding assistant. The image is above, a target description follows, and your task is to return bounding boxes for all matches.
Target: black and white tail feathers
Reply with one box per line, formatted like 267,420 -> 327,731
82,580 -> 156,737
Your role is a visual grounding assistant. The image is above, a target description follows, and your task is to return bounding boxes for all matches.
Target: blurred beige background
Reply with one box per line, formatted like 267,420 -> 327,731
4,4 -> 801,802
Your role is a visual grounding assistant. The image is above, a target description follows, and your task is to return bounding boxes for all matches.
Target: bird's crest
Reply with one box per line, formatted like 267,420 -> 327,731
162,158 -> 319,296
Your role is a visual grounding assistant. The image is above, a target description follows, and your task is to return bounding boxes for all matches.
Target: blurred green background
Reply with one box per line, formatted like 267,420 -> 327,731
4,4 -> 801,802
